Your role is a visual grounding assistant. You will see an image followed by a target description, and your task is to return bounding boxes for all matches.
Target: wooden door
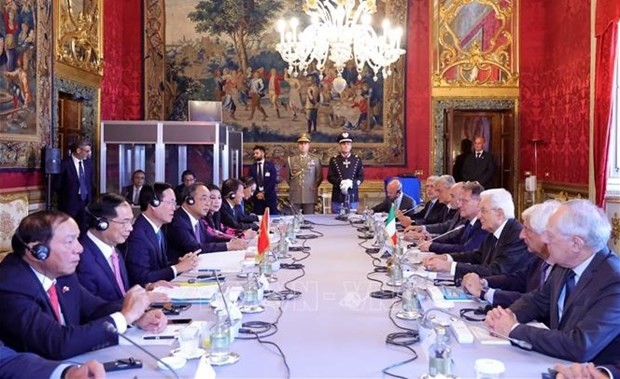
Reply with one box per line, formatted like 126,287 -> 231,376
58,93 -> 83,157
444,109 -> 515,193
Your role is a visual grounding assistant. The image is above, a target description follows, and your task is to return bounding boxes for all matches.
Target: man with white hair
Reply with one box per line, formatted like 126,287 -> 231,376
486,200 -> 620,365
398,175 -> 447,227
461,200 -> 560,308
423,188 -> 532,280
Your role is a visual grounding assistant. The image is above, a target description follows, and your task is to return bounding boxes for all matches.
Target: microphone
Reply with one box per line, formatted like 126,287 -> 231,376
103,321 -> 180,379
420,307 -> 533,350
212,269 -> 232,322
426,224 -> 466,243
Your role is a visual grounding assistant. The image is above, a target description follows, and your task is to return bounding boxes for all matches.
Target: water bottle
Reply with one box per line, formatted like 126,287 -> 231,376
428,325 -> 452,377
397,277 -> 421,320
209,309 -> 231,363
388,254 -> 403,286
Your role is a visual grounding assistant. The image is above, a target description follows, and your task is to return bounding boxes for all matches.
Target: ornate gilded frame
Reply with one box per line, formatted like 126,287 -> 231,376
432,0 -> 519,97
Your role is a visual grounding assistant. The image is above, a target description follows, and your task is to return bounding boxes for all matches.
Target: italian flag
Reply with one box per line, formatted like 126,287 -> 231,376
385,204 -> 398,246
256,208 -> 270,261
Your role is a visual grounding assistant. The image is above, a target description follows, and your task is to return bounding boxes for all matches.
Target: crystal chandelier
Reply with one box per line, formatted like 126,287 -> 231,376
275,0 -> 405,93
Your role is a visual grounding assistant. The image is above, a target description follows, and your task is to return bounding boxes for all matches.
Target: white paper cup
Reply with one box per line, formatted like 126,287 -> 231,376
475,359 -> 506,379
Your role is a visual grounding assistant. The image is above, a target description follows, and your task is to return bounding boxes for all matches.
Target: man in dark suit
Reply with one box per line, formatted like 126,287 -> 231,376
122,169 -> 146,206
76,193 -> 134,302
0,210 -> 167,360
417,181 -> 488,254
124,183 -> 198,287
53,138 -> 93,234
174,170 -> 196,206
220,178 -> 259,231
249,145 -> 279,215
462,200 -> 561,308
327,132 -> 364,214
0,340 -> 105,379
166,183 -> 247,264
398,175 -> 446,227
423,188 -> 532,280
405,178 -> 462,240
372,179 -> 416,215
486,200 -> 620,365
461,136 -> 495,189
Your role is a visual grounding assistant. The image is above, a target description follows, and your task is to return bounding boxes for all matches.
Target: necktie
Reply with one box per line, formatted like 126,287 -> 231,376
563,270 -> 576,306
194,222 -> 202,243
110,250 -> 127,296
540,262 -> 550,286
47,284 -> 62,323
257,162 -> 264,186
133,187 -> 140,205
424,201 -> 434,219
156,230 -> 165,254
78,160 -> 88,201
462,222 -> 472,242
476,152 -> 482,159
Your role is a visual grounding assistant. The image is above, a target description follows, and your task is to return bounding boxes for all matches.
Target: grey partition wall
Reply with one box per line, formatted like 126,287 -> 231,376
100,121 -> 225,194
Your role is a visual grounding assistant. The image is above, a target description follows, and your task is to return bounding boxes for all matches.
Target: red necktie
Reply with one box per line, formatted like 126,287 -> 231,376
111,250 -> 127,296
47,284 -> 62,323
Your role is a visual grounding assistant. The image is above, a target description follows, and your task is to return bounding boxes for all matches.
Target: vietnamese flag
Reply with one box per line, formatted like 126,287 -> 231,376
257,208 -> 270,259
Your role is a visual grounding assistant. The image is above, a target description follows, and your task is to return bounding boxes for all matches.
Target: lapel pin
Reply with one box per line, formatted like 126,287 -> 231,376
62,286 -> 70,293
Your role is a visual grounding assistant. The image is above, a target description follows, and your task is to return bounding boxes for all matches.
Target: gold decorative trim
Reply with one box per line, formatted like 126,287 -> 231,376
432,0 -> 519,88
611,212 -> 619,245
540,181 -> 589,200
432,87 -> 519,98
55,0 -> 103,77
144,0 -> 166,120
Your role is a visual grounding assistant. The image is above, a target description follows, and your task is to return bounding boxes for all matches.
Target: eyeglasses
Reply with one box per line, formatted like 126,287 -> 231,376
160,199 -> 177,206
109,218 -> 135,227
479,208 -> 497,214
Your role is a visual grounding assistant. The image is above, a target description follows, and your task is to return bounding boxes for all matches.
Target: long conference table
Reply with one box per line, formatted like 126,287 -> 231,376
74,215 -> 567,378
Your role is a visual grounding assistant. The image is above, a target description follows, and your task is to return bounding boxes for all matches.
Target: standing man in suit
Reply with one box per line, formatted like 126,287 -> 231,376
122,169 -> 146,206
327,132 -> 364,214
287,133 -> 323,214
249,145 -> 279,215
461,200 -> 561,308
0,210 -> 167,360
461,136 -> 495,189
486,200 -> 620,365
53,138 -> 93,235
0,340 -> 105,379
166,183 -> 247,264
423,188 -> 532,280
124,183 -> 198,287
76,193 -> 134,302
372,178 -> 416,215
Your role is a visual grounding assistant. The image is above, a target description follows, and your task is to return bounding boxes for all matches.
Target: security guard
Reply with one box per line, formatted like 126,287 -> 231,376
286,133 -> 323,214
327,132 -> 364,214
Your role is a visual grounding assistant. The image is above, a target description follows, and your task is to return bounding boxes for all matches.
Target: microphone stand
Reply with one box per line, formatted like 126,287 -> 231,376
336,191 -> 351,221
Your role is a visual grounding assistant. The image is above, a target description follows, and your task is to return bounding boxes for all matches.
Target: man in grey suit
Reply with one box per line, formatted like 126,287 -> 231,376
486,200 -> 620,366
286,133 -> 323,214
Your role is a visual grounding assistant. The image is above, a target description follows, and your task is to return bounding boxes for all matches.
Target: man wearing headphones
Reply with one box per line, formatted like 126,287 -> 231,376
220,178 -> 260,232
372,179 -> 416,215
0,210 -> 167,360
124,183 -> 199,287
167,183 -> 247,264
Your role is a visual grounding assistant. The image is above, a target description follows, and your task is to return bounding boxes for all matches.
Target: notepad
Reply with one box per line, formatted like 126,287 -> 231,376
440,286 -> 473,301
153,285 -> 218,303
469,325 -> 511,345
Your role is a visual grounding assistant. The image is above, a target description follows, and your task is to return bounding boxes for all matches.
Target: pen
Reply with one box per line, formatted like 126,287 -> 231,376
143,335 -> 175,340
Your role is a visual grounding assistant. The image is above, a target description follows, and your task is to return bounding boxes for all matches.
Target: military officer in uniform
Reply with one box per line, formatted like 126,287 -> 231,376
327,132 -> 364,214
286,133 -> 323,214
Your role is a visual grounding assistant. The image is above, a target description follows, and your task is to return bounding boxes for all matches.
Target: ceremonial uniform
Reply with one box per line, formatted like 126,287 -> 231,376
327,132 -> 364,213
287,134 -> 323,214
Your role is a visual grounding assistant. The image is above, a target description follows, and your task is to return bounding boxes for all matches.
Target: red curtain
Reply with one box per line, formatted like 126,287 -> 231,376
593,0 -> 619,207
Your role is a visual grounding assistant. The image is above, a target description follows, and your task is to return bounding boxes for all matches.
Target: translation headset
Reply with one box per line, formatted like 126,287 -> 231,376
185,195 -> 195,205
150,191 -> 161,207
227,192 -> 236,200
15,231 -> 50,261
85,206 -> 109,231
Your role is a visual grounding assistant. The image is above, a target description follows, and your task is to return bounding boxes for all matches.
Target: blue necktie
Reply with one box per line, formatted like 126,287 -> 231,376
78,161 -> 88,201
540,262 -> 550,286
563,270 -> 576,306
461,222 -> 472,242
156,230 -> 164,255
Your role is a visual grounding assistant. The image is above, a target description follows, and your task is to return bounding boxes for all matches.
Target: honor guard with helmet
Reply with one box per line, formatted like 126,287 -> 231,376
286,133 -> 323,214
327,132 -> 364,214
